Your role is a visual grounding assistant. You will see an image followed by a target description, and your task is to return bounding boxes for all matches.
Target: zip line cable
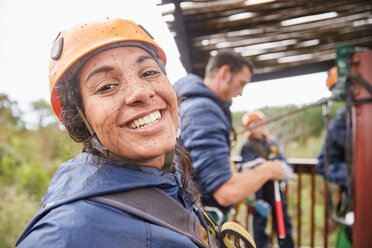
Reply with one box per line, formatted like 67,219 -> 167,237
236,96 -> 333,135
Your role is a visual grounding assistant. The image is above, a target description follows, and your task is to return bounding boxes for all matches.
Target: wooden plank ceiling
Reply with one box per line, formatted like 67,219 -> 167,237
157,0 -> 372,82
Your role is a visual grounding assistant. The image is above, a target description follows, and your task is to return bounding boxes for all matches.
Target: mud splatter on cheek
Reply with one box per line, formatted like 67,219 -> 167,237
145,144 -> 156,151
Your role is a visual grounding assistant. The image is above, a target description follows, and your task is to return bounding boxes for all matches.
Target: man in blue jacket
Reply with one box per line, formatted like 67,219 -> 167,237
174,50 -> 285,219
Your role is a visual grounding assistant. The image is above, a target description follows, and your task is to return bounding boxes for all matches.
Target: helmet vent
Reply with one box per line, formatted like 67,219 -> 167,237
51,36 -> 64,60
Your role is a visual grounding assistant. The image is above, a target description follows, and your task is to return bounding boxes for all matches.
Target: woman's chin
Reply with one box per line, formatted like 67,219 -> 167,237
116,143 -> 175,162
140,144 -> 176,159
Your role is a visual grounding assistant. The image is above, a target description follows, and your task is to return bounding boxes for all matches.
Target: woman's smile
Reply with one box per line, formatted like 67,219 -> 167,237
127,110 -> 162,129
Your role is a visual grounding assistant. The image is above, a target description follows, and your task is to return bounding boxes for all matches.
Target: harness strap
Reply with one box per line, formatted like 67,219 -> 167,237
351,73 -> 372,104
88,187 -> 212,248
352,73 -> 372,96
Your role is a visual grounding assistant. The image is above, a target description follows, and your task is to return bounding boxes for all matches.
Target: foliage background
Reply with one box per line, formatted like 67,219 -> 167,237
0,93 -> 345,247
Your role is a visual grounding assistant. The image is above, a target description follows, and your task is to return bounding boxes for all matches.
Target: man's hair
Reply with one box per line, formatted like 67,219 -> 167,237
205,50 -> 254,79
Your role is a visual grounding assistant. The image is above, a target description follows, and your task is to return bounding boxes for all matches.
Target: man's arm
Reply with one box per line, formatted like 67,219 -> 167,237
213,160 -> 284,206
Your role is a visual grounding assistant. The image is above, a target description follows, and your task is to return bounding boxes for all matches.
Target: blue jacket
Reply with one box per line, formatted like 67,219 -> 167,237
316,108 -> 348,188
174,74 -> 232,211
16,153 -> 198,248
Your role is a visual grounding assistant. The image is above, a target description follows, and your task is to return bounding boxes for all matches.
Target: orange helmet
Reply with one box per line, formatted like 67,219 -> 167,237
49,18 -> 167,121
326,66 -> 337,90
242,111 -> 265,128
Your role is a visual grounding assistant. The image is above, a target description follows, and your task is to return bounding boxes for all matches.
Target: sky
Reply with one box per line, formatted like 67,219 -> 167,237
0,0 -> 331,117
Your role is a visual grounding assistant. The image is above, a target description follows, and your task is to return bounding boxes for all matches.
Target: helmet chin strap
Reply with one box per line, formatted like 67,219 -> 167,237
75,106 -> 174,172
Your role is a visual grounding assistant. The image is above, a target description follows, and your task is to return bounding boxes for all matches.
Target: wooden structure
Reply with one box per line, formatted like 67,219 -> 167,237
157,0 -> 372,81
352,49 -> 372,247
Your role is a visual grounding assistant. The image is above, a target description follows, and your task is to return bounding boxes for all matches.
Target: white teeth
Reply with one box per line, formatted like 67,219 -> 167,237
128,111 -> 161,129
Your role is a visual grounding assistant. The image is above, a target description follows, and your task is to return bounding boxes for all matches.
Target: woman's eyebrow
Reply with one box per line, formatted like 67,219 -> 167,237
86,66 -> 114,82
85,55 -> 154,82
137,55 -> 155,63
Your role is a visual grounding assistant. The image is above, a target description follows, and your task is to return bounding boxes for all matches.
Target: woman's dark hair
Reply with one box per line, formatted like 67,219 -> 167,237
175,140 -> 200,202
60,76 -> 99,155
60,76 -> 200,202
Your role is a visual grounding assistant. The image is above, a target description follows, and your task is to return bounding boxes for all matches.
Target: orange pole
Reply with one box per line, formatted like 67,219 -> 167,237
352,50 -> 372,247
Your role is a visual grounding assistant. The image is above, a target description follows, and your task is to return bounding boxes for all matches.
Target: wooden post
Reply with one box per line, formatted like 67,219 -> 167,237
297,167 -> 302,248
310,167 -> 315,248
323,181 -> 328,248
172,0 -> 193,73
352,49 -> 372,247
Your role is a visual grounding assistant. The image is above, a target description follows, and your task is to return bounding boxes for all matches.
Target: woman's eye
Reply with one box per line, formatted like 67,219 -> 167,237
141,70 -> 160,78
96,83 -> 118,94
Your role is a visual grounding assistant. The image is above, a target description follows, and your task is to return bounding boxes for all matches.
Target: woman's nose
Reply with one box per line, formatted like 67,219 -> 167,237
124,81 -> 155,105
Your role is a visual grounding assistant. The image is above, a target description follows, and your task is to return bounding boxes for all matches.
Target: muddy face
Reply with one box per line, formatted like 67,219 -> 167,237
78,47 -> 178,169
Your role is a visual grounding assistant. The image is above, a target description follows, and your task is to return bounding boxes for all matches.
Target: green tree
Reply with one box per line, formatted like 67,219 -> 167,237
0,94 -> 25,142
0,96 -> 81,247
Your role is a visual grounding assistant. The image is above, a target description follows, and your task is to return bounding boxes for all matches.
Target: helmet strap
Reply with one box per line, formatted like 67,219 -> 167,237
162,148 -> 175,172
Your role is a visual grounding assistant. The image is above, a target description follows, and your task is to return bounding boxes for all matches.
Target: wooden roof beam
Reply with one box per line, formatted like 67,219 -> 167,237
172,0 -> 193,73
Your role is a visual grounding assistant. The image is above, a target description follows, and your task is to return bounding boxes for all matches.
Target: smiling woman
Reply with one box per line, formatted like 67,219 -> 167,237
15,18 -> 213,248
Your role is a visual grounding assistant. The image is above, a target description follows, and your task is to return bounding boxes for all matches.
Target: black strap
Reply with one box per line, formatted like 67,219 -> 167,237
352,73 -> 372,96
354,97 -> 372,104
351,73 -> 372,104
88,187 -> 211,248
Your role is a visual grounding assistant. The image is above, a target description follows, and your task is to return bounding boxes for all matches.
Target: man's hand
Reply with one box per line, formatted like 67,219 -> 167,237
263,160 -> 285,181
282,163 -> 297,181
